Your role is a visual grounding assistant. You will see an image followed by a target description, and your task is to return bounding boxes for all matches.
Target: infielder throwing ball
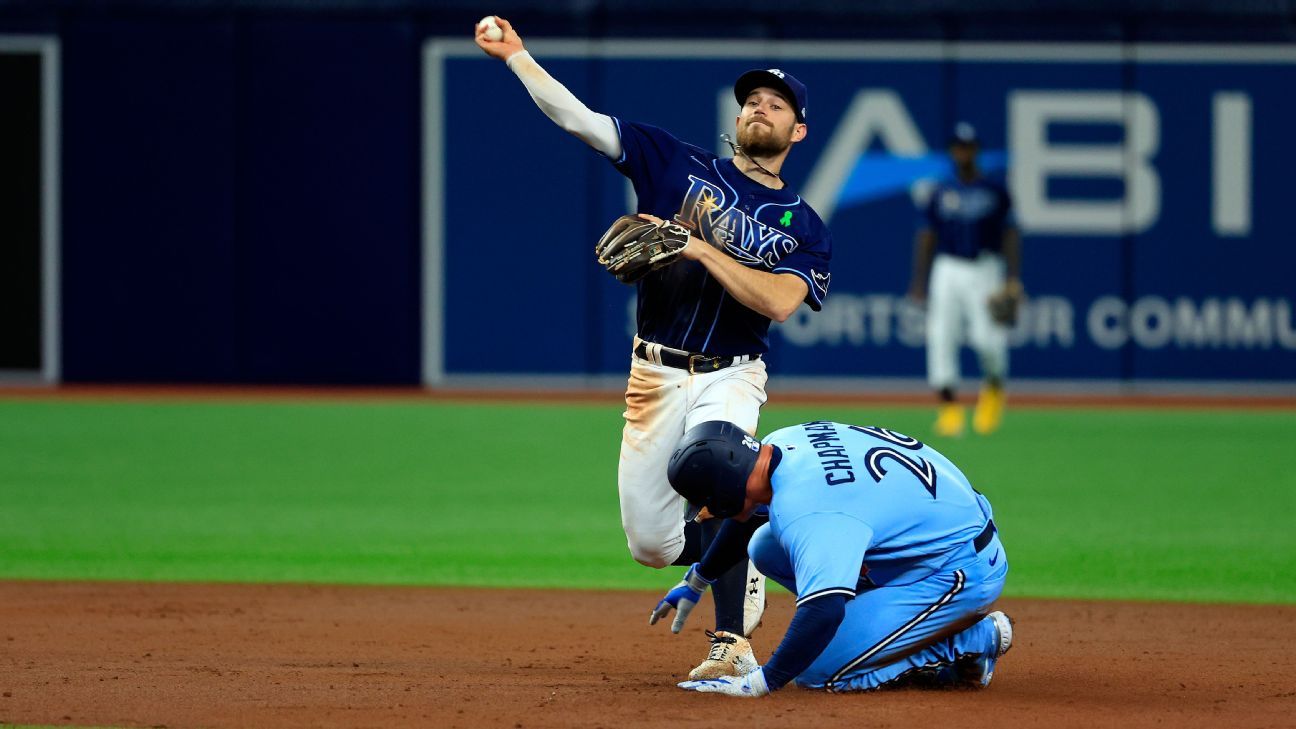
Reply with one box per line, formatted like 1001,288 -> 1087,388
475,17 -> 834,677
652,420 -> 1012,695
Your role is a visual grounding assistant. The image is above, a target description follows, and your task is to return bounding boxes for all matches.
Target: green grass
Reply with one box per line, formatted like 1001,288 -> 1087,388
1,398 -> 1294,604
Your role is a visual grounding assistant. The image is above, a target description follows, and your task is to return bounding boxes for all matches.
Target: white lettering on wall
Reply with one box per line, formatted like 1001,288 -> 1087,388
801,90 -> 928,221
1086,296 -> 1296,351
1009,91 -> 1161,234
774,294 -> 1294,352
1212,92 -> 1253,236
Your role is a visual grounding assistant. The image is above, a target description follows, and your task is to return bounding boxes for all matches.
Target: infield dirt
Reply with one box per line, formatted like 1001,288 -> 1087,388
1,581 -> 1293,729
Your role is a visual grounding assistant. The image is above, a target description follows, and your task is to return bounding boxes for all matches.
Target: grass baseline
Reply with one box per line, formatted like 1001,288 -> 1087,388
0,398 -> 1293,604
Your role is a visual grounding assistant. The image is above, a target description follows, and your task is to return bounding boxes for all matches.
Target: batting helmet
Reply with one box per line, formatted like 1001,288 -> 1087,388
667,420 -> 762,521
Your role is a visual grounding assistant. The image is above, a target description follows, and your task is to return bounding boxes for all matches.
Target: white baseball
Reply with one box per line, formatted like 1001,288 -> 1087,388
477,16 -> 503,42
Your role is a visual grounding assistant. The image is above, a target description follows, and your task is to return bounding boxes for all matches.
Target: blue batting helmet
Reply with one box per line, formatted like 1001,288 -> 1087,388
667,421 -> 762,521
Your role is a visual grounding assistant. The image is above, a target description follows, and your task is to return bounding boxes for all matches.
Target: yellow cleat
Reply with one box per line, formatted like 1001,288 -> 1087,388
973,386 -> 1006,435
934,403 -> 966,437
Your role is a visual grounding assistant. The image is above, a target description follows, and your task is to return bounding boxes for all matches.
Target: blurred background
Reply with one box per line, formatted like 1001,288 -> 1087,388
2,0 -> 1294,394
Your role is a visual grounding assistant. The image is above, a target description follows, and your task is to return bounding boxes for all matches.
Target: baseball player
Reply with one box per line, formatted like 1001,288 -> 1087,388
474,18 -> 834,676
908,123 -> 1022,437
652,420 -> 1012,695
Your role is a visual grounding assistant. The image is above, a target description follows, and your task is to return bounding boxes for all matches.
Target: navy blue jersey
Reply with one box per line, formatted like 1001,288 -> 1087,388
923,177 -> 1013,259
609,119 -> 833,356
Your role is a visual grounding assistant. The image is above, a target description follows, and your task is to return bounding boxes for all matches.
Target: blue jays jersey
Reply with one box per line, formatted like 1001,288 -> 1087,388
609,119 -> 833,356
763,421 -> 995,598
923,177 -> 1013,260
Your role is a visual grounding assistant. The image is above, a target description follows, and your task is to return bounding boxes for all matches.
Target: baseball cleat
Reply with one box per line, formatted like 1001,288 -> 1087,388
934,403 -> 966,437
959,610 -> 1014,688
972,385 -> 1005,435
688,630 -> 760,680
742,562 -> 767,637
990,610 -> 1014,658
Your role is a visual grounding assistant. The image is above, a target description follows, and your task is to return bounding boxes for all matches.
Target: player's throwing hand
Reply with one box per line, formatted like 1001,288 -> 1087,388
473,15 -> 524,60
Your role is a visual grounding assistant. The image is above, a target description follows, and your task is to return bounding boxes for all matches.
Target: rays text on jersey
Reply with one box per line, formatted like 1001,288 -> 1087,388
674,175 -> 800,267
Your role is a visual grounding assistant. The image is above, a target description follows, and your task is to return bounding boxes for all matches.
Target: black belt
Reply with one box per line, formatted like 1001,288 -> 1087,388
634,341 -> 760,374
973,519 -> 997,552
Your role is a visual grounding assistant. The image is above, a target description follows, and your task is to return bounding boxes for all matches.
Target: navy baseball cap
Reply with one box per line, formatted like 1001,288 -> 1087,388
668,421 -> 762,521
949,121 -> 979,145
734,68 -> 808,122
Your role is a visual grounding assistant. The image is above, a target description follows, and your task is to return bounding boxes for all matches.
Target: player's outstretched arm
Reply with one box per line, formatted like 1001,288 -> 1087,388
474,16 -> 621,159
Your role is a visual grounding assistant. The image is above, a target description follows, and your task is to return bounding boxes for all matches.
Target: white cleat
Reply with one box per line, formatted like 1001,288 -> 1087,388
965,610 -> 1015,687
989,610 -> 1014,658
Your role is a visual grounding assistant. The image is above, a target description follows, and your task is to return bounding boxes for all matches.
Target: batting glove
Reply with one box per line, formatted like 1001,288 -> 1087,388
678,668 -> 770,698
648,563 -> 713,633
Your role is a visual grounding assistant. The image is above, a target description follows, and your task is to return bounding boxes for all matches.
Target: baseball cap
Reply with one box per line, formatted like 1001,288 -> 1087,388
950,121 -> 979,145
667,421 -> 761,522
734,68 -> 808,122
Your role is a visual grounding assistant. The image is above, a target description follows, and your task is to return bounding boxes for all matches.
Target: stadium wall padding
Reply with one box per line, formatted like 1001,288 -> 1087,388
1,5 -> 1293,384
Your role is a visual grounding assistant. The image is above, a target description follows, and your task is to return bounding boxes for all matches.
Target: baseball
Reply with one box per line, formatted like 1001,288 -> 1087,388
477,15 -> 503,42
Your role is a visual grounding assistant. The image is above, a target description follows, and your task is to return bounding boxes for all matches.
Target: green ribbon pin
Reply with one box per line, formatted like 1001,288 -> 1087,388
779,211 -> 794,226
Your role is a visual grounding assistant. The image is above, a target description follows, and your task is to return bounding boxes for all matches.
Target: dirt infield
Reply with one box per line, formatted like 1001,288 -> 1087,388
1,582 -> 1293,729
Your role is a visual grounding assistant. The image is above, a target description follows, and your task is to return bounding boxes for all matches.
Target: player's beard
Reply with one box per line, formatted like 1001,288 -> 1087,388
737,119 -> 793,158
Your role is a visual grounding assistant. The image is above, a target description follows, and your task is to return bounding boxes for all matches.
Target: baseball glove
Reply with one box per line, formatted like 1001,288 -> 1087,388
987,284 -> 1024,326
595,215 -> 692,284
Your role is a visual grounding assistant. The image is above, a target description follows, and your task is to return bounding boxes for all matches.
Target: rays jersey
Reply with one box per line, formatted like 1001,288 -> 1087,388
609,119 -> 833,356
764,421 -> 995,595
924,178 -> 1012,259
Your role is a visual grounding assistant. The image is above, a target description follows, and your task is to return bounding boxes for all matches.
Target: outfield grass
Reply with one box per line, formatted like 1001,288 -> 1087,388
1,398 -> 1293,604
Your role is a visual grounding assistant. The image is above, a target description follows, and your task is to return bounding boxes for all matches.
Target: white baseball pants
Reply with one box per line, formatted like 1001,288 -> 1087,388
618,338 -> 768,568
926,252 -> 1009,390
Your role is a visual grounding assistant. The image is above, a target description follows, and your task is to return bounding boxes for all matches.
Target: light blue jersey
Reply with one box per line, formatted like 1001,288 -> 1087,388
747,420 -> 1007,691
766,421 -> 993,597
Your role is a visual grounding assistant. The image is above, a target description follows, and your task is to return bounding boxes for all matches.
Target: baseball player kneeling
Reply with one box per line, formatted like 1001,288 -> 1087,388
650,421 -> 1013,695
477,15 -> 834,676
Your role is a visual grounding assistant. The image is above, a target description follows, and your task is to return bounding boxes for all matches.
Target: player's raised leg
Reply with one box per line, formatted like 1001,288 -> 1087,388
618,349 -> 695,568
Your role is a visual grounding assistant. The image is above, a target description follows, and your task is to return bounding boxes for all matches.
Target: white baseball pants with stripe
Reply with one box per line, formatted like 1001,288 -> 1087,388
618,338 -> 768,568
926,252 -> 1009,389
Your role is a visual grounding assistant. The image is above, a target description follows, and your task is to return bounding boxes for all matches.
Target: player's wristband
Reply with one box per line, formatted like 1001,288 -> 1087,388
684,563 -> 714,591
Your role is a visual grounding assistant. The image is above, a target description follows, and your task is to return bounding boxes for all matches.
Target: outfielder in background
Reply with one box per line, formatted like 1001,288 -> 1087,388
908,123 -> 1022,437
652,420 -> 1012,696
474,17 -> 834,678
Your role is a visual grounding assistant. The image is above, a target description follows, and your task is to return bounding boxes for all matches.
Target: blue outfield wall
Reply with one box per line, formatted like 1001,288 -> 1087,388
56,15 -> 424,384
3,6 -> 1292,385
429,41 -> 1296,384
